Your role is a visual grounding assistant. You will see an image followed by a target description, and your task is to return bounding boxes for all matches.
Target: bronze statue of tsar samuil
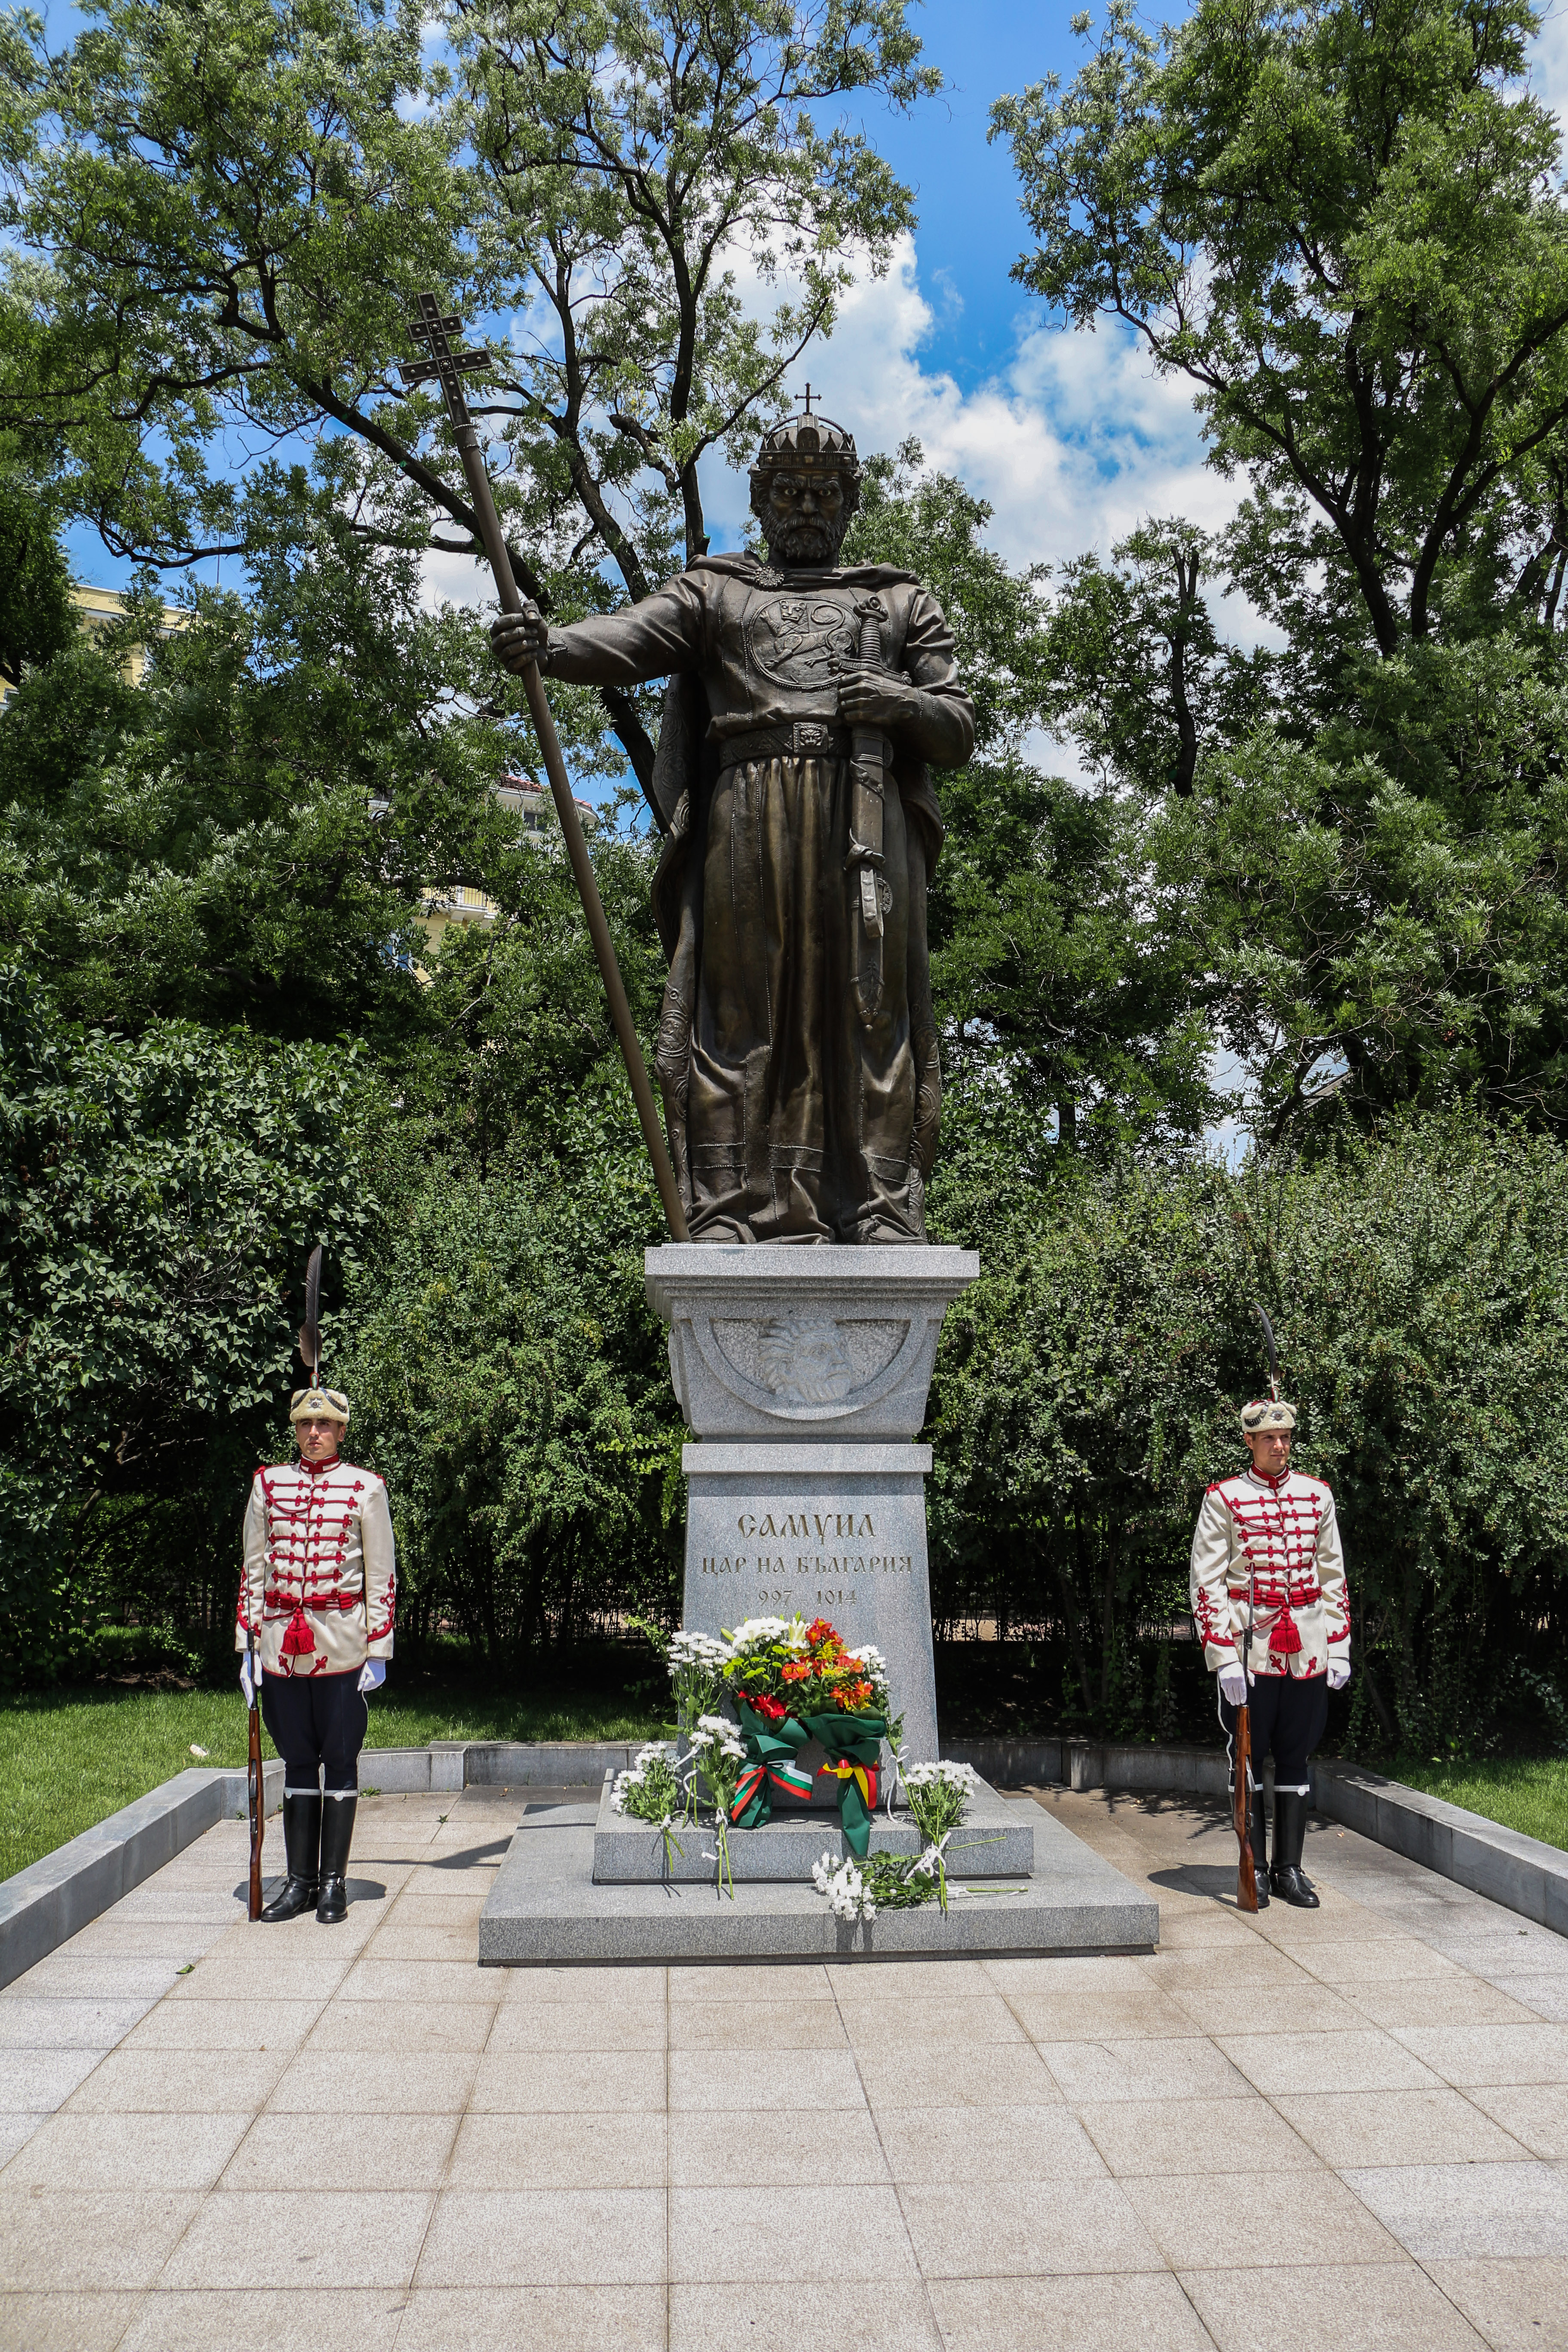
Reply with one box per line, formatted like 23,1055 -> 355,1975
492,410 -> 975,1246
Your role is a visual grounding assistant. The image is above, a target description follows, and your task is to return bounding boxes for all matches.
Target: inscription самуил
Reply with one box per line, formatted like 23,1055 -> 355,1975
737,1510 -> 876,1540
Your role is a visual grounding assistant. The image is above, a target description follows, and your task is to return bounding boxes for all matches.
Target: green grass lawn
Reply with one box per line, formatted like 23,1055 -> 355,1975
1387,1755 -> 1568,1853
0,1678 -> 664,1881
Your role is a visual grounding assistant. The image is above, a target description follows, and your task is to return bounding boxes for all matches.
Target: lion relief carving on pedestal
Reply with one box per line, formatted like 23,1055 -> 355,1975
755,1314 -> 856,1406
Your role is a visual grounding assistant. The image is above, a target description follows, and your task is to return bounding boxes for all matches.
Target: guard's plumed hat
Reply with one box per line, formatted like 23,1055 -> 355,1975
290,1387 -> 350,1426
1241,1398 -> 1296,1433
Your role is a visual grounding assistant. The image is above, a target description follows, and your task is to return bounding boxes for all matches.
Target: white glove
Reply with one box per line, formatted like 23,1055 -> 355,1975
357,1660 -> 386,1694
1327,1660 -> 1350,1690
1218,1662 -> 1249,1706
239,1654 -> 259,1709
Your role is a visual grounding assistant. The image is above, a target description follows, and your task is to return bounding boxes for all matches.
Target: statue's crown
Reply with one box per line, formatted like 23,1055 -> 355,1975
753,410 -> 860,478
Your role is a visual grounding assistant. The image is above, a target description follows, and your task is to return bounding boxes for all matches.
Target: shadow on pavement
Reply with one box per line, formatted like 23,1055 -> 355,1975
1149,1864 -> 1243,1903
231,1876 -> 388,1902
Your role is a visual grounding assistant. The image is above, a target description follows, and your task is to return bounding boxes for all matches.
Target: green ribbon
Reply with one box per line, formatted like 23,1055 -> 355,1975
729,1703 -> 891,1857
800,1711 -> 889,1857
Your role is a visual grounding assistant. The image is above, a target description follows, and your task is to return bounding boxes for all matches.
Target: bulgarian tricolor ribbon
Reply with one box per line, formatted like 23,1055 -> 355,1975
729,1702 -> 815,1830
729,1702 -> 891,1856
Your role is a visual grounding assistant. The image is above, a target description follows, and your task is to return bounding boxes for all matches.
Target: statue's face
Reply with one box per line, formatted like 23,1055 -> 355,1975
756,466 -> 850,569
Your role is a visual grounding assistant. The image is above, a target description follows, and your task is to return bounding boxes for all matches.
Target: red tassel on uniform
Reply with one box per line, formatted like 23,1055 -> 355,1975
280,1605 -> 315,1657
1271,1608 -> 1302,1655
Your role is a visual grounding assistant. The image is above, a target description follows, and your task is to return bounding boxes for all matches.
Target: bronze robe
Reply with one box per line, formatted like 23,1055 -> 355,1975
538,553 -> 976,1243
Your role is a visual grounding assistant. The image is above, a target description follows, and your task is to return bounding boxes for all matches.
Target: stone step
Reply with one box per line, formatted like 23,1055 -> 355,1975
591,1770 -> 1035,1884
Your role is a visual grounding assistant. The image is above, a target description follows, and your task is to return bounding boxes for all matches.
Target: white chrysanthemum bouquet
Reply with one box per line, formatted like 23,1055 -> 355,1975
608,1742 -> 686,1874
810,1758 -> 984,1921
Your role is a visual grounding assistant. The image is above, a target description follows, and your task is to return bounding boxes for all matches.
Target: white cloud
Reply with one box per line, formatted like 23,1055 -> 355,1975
1531,1 -> 1568,133
427,9 -> 1568,634
422,541 -> 495,610
423,229 -> 1257,651
704,232 -> 1245,581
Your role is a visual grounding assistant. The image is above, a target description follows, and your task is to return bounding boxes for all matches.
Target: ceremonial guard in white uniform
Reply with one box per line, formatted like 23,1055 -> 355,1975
1189,1393 -> 1350,1906
236,1383 -> 395,1922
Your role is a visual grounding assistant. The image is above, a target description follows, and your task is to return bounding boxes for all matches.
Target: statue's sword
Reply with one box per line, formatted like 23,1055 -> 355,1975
400,293 -> 689,1242
847,595 -> 888,1028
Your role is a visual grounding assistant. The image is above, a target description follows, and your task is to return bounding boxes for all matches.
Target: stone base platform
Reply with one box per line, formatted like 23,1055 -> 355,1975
478,1788 -> 1158,1963
591,1770 -> 1036,1883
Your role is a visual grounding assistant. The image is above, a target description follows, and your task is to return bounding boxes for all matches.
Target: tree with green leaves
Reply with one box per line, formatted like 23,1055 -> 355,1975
456,0 -> 935,580
341,1140 -> 683,1667
995,0 -> 1568,1133
994,0 -> 1568,656
1041,522 -> 1268,800
0,459 -> 74,686
0,964 -> 377,1673
0,443 -> 523,1040
3,0 -> 937,792
844,443 -> 1222,1156
928,1104 -> 1568,1755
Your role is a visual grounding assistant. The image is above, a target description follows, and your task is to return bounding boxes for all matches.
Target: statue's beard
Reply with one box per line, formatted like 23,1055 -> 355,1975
764,516 -> 845,570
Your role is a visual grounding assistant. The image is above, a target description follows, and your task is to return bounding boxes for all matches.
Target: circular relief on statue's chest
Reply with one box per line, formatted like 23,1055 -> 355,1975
743,593 -> 859,692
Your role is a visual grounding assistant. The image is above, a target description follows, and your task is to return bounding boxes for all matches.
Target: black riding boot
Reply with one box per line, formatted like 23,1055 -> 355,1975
260,1793 -> 321,1922
1270,1790 -> 1320,1908
316,1793 -> 358,1923
1251,1788 -> 1271,1908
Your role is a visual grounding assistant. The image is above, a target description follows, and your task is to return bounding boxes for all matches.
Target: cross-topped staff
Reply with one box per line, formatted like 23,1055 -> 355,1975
400,292 -> 689,1241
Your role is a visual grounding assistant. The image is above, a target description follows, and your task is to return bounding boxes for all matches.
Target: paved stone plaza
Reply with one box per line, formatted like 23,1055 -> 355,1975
1,1782 -> 1566,2352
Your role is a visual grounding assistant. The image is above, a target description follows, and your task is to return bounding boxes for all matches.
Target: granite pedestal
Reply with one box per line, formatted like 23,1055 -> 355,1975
472,1243 -> 1161,1960
647,1243 -> 979,1774
478,1788 -> 1158,1962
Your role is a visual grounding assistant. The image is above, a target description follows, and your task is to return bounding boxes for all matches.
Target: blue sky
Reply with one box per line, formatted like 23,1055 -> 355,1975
851,0 -> 1073,395
681,3 -> 1230,565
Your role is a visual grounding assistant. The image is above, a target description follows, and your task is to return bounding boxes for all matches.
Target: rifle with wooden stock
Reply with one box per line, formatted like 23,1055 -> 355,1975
246,1620 -> 263,1921
1231,1299 -> 1278,1914
1232,1687 -> 1258,1914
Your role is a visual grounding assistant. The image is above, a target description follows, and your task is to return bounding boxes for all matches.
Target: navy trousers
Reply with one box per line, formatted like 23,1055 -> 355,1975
1219,1673 -> 1328,1794
260,1669 -> 368,1793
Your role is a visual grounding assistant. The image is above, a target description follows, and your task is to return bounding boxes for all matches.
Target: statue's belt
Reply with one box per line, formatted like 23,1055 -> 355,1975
718,720 -> 857,769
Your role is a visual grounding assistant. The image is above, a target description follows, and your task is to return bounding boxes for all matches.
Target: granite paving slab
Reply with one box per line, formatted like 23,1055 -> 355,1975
3,1779 -> 1568,2348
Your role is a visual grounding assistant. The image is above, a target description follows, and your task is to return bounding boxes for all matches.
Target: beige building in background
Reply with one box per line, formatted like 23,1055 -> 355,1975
69,584 -> 190,682
14,603 -> 597,977
0,582 -> 190,709
419,771 -> 598,955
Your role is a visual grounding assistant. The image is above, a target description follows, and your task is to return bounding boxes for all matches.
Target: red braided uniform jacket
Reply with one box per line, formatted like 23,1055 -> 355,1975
1188,1467 -> 1349,1680
234,1458 -> 396,1678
